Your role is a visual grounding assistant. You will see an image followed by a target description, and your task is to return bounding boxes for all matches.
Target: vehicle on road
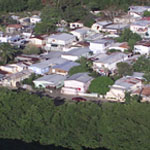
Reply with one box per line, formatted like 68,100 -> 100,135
72,97 -> 87,102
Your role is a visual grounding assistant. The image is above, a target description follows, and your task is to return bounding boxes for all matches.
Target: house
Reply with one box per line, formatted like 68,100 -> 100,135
33,74 -> 66,89
124,54 -> 141,65
0,63 -> 27,74
102,24 -> 129,34
19,17 -> 30,26
61,73 -> 93,95
114,15 -> 139,24
134,40 -> 150,55
108,42 -> 130,52
84,31 -> 104,42
11,15 -> 19,21
22,32 -> 32,38
44,33 -> 76,51
29,35 -> 47,47
56,20 -> 68,28
61,47 -> 91,61
132,85 -> 150,102
6,24 -> 24,34
105,74 -> 143,102
51,61 -> 80,76
28,58 -> 67,75
30,15 -> 41,24
130,20 -> 150,36
15,54 -> 40,64
90,10 -> 101,15
93,52 -> 128,74
8,35 -> 21,43
128,6 -> 150,18
70,27 -> 90,41
91,20 -> 112,33
89,38 -> 114,54
40,51 -> 63,60
2,70 -> 32,87
69,22 -> 84,29
0,32 -> 12,43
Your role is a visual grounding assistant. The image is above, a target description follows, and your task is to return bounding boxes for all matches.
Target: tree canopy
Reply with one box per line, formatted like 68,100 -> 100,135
116,29 -> 142,51
117,62 -> 133,77
88,76 -> 114,95
0,88 -> 150,150
0,43 -> 18,64
23,44 -> 42,55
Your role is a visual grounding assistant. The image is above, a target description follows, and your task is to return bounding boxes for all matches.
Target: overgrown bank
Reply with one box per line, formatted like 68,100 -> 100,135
0,88 -> 149,150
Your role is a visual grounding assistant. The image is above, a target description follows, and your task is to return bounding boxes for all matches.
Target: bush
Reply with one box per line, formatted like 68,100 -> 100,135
89,76 -> 114,95
23,44 -> 41,55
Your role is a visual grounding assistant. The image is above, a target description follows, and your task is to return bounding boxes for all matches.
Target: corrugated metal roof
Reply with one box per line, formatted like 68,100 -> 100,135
95,52 -> 128,64
67,72 -> 93,83
63,47 -> 91,56
29,58 -> 67,69
34,74 -> 66,85
53,61 -> 80,71
48,33 -> 75,41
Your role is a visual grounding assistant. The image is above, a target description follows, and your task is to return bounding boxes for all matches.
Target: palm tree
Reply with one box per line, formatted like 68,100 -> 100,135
0,43 -> 16,64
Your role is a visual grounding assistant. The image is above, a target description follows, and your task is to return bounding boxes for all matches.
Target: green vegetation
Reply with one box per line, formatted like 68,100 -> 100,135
89,76 -> 114,95
69,57 -> 92,76
0,88 -> 150,150
117,62 -> 133,77
0,43 -> 18,64
116,29 -> 142,51
23,44 -> 42,55
132,56 -> 150,83
22,74 -> 41,87
108,49 -> 121,53
0,0 -> 149,13
133,56 -> 150,73
143,10 -> 150,17
0,0 -> 43,12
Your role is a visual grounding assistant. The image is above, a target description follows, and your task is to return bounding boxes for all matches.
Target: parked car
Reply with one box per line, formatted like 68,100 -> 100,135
72,97 -> 87,102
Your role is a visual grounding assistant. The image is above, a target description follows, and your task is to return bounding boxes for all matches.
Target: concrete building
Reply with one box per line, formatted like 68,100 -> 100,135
30,15 -> 41,24
2,70 -> 32,87
91,20 -> 112,33
29,35 -> 47,47
130,20 -> 150,37
132,85 -> 150,102
128,6 -> 150,18
28,58 -> 67,75
61,73 -> 93,95
134,40 -> 150,55
69,22 -> 84,29
89,38 -> 114,54
108,42 -> 129,52
102,24 -> 129,34
70,27 -> 90,41
61,47 -> 91,61
105,74 -> 143,102
51,61 -> 80,76
33,74 -> 66,89
0,63 -> 27,74
44,33 -> 76,51
93,52 -> 128,74
6,24 -> 24,34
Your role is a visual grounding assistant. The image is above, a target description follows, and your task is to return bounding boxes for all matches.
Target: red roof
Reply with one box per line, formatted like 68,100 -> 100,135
136,40 -> 150,47
7,24 -> 23,29
142,17 -> 150,21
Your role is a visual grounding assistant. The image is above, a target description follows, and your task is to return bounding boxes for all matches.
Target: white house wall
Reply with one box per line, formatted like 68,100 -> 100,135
64,80 -> 86,92
61,55 -> 78,61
